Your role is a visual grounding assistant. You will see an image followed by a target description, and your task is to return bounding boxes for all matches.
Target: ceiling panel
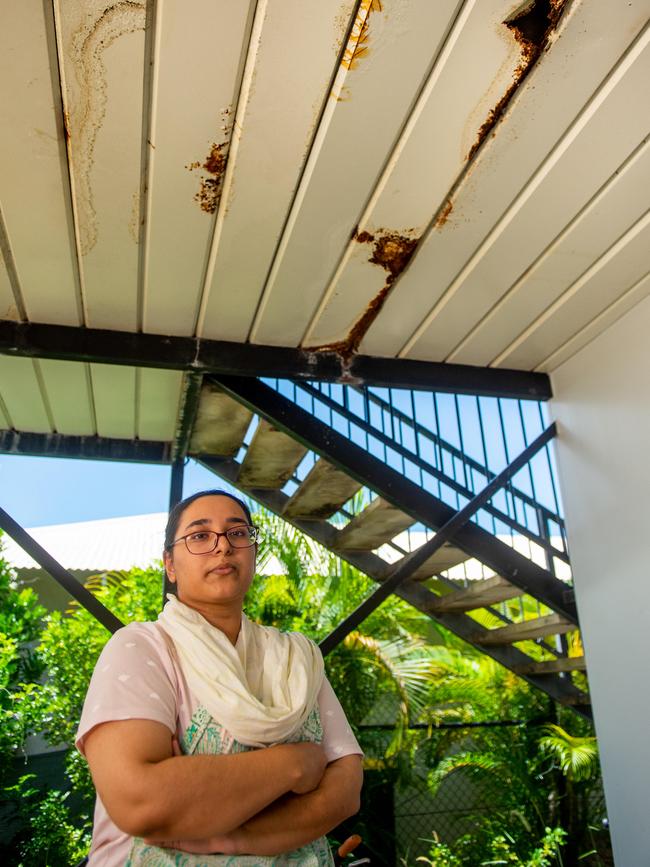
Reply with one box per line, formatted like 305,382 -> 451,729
0,234 -> 18,320
496,209 -> 650,369
361,1 -> 650,362
450,136 -> 650,367
0,0 -> 649,428
57,0 -> 148,331
0,356 -> 52,432
142,0 -> 256,336
538,271 -> 650,372
89,362 -> 136,438
302,0 -> 526,349
196,0 -> 357,342
38,359 -> 95,435
411,26 -> 650,363
0,1 -> 81,325
137,367 -> 183,441
249,0 -> 462,346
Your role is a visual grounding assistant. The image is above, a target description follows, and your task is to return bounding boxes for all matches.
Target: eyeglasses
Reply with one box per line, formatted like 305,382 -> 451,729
171,524 -> 260,555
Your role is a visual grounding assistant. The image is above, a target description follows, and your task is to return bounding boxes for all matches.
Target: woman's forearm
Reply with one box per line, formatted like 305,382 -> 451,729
134,744 -> 302,839
147,756 -> 363,857
233,756 -> 363,857
86,720 -> 328,840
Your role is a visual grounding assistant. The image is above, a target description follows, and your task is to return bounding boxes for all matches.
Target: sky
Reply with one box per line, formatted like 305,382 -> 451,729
0,455 -> 240,528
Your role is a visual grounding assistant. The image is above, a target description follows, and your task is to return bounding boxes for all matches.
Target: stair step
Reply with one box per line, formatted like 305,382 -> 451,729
429,575 -> 524,612
409,543 -> 468,581
474,613 -> 574,646
283,459 -> 362,519
190,384 -> 253,456
335,498 -> 414,551
513,656 -> 587,675
237,420 -> 308,489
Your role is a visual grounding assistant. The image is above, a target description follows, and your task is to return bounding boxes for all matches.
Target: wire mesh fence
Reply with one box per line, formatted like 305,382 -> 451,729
354,693 -> 611,866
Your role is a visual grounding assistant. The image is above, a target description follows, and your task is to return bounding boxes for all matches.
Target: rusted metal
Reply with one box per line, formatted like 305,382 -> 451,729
467,0 -> 569,162
340,0 -> 383,71
309,228 -> 419,360
434,198 -> 453,228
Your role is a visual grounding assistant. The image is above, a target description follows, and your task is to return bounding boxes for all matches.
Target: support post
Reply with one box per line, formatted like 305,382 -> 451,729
164,458 -> 185,605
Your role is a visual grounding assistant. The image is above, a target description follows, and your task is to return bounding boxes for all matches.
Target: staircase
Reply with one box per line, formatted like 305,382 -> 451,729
188,375 -> 589,717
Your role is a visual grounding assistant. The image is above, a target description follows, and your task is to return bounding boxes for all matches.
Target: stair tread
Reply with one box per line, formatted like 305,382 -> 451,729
283,459 -> 362,519
238,420 -> 308,489
409,544 -> 468,580
430,575 -> 524,612
190,384 -> 253,456
474,613 -> 574,645
335,498 -> 414,551
513,655 -> 587,675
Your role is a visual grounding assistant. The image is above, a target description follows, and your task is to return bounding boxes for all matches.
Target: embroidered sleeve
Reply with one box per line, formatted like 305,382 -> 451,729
75,622 -> 177,755
318,677 -> 363,763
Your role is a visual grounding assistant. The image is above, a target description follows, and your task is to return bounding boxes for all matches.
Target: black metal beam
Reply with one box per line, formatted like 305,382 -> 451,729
0,430 -> 171,463
197,455 -> 590,719
0,506 -> 124,634
319,425 -> 557,655
0,319 -> 551,400
171,372 -> 203,462
164,459 -> 185,604
211,375 -> 577,622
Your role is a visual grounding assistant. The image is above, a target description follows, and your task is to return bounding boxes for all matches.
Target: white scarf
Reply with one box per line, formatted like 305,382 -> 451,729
157,595 -> 324,748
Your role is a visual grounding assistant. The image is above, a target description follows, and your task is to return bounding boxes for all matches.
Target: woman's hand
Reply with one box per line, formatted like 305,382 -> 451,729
284,742 -> 328,794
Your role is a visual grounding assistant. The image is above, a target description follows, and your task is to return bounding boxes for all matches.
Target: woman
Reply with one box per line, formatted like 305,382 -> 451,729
76,489 -> 363,866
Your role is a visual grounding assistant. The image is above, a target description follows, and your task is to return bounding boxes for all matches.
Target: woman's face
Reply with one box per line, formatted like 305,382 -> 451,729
163,495 -> 256,611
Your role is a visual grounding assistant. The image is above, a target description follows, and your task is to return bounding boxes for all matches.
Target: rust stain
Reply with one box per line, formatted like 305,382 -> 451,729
434,199 -> 453,229
62,110 -> 71,145
341,0 -> 383,70
68,2 -> 146,254
309,228 -> 420,361
187,109 -> 232,215
332,0 -> 383,101
466,0 -> 569,162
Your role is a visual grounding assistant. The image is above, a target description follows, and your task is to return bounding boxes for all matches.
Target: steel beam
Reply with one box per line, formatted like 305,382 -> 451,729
0,319 -> 551,400
0,430 -> 171,463
171,372 -> 203,462
0,506 -> 124,634
211,375 -> 577,622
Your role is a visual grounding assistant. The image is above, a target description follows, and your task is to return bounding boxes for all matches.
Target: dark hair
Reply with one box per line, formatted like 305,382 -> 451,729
164,489 -> 253,551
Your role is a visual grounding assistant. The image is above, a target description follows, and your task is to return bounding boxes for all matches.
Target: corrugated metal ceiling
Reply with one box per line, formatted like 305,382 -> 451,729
1,0 -> 649,441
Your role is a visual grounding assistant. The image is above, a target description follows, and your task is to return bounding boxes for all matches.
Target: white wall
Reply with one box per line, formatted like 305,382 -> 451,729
550,294 -> 650,867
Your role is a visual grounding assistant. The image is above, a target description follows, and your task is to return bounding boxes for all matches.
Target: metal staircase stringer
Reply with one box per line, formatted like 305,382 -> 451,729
210,375 -> 577,624
197,454 -> 590,719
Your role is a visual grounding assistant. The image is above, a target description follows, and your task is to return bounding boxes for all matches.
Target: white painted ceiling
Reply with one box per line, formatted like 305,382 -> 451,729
1,0 -> 649,440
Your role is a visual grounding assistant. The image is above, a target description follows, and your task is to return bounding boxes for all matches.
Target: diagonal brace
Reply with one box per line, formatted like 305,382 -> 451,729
319,424 -> 558,655
0,506 -> 124,634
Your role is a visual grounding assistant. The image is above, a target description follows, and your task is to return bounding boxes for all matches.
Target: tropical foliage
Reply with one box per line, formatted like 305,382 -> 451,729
0,511 -> 611,865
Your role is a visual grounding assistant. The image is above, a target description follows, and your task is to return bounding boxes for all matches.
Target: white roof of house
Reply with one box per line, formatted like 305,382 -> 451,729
3,513 -> 168,572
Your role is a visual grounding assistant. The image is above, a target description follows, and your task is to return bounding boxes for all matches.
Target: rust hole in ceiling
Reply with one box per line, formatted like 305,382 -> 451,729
309,228 -> 420,362
187,109 -> 232,214
466,0 -> 569,162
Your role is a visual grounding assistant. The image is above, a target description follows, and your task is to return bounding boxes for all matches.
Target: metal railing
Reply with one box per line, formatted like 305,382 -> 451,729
262,379 -> 570,585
